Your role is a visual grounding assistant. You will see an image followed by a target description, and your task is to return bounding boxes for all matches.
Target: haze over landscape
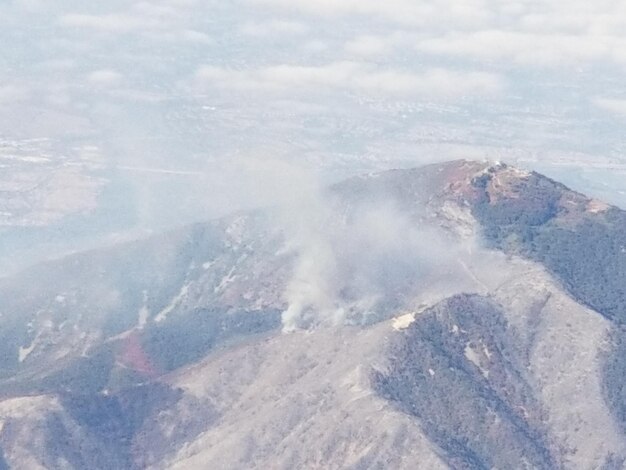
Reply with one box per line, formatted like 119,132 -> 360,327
1,1 -> 626,469
2,0 -> 626,271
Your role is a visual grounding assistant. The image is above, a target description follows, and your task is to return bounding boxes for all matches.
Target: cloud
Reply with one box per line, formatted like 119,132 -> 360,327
0,84 -> 31,104
248,0 -> 626,35
58,5 -> 210,48
344,35 -> 392,57
247,0 -> 493,28
239,20 -> 309,37
343,32 -> 421,58
193,62 -> 504,99
87,70 -> 124,87
60,13 -> 166,33
248,0 -> 420,20
593,97 -> 626,116
142,29 -> 213,45
59,2 -> 190,34
36,59 -> 76,71
249,0 -> 626,69
417,30 -> 626,67
301,40 -> 328,53
178,30 -> 212,44
14,0 -> 48,13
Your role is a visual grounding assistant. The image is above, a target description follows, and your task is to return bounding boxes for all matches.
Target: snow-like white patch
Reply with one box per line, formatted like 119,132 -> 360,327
18,341 -> 36,363
137,290 -> 150,329
451,324 -> 459,334
106,328 -> 134,342
0,395 -> 60,418
587,199 -> 610,213
507,166 -> 531,178
79,332 -> 100,358
202,260 -> 215,270
138,305 -> 149,329
214,267 -> 237,294
464,343 -> 489,378
155,284 -> 190,323
55,295 -> 66,303
428,368 -> 435,376
225,216 -> 247,246
392,313 -> 415,330
464,344 -> 480,367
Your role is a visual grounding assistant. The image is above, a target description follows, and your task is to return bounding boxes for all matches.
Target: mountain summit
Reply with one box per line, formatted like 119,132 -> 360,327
0,160 -> 625,469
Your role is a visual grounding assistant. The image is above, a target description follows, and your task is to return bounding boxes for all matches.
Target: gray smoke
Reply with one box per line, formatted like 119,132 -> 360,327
278,179 -> 464,332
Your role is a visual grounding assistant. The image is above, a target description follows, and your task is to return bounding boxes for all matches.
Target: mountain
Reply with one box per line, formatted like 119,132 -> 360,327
0,160 -> 625,469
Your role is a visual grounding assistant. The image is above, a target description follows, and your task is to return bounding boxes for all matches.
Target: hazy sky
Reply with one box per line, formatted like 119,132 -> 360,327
1,0 -> 626,259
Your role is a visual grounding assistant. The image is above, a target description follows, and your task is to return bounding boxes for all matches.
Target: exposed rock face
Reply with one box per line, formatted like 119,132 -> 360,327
0,160 -> 625,469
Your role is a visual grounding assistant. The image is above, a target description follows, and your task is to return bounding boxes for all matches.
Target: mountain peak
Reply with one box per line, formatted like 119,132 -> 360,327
1,160 -> 626,469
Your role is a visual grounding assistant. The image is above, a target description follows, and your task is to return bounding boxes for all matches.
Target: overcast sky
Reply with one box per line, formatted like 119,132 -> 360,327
1,0 -> 626,242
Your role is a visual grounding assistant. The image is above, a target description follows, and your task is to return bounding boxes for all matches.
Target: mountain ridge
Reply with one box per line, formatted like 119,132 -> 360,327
0,159 -> 625,469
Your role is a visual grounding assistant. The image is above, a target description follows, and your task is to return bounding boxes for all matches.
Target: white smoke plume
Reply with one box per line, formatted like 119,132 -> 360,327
278,175 -> 463,332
